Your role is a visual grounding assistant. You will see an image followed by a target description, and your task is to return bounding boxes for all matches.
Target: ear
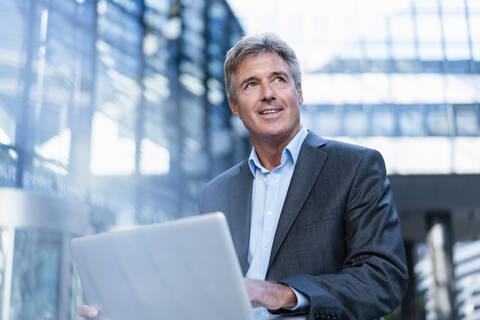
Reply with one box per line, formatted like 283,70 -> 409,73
228,98 -> 240,117
296,84 -> 303,105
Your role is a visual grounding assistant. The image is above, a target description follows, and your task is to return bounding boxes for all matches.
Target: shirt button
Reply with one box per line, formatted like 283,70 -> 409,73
267,210 -> 273,216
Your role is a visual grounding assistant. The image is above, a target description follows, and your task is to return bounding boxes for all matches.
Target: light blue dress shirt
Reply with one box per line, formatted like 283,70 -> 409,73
246,126 -> 309,319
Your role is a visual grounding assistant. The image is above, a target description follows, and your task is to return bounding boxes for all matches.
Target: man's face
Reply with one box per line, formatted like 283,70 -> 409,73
228,52 -> 303,145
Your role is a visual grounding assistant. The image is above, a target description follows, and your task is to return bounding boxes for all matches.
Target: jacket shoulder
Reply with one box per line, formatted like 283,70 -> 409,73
204,160 -> 247,190
321,137 -> 384,162
199,160 -> 248,213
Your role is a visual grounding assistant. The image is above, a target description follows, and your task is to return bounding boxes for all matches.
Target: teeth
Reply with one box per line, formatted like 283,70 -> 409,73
261,110 -> 279,115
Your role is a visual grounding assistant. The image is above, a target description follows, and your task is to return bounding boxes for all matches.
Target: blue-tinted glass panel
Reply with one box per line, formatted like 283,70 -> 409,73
426,104 -> 452,135
472,43 -> 480,61
144,31 -> 169,72
399,105 -> 425,135
344,105 -> 369,136
92,29 -> 139,176
0,1 -> 26,147
183,8 -> 204,34
144,7 -> 167,30
364,17 -> 388,41
365,43 -> 389,59
467,0 -> 480,9
181,93 -> 204,138
419,43 -> 444,60
77,0 -> 95,26
441,0 -> 466,11
33,101 -> 71,166
391,14 -> 415,42
143,68 -> 171,106
455,104 -> 479,135
143,67 -> 175,150
49,10 -> 77,49
90,112 -> 136,176
145,0 -> 168,13
111,0 -> 142,16
207,77 -> 225,106
340,42 -> 363,60
140,133 -> 171,176
470,14 -> 480,41
207,59 -> 223,78
10,229 -> 61,320
31,9 -> 95,165
51,0 -> 76,15
0,147 -> 17,186
469,14 -> 480,59
445,42 -> 471,60
309,106 -> 341,137
415,0 -> 439,11
98,1 -> 142,52
417,14 -> 443,42
443,14 -> 469,43
183,28 -> 206,64
0,103 -> 17,147
181,90 -> 206,175
207,41 -> 222,57
143,106 -> 173,147
209,1 -> 227,20
95,42 -> 141,128
180,61 -> 204,84
371,106 -> 395,136
183,142 -> 208,175
392,43 -> 417,60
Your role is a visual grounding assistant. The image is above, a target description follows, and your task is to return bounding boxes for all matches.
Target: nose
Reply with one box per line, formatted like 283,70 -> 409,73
261,82 -> 275,101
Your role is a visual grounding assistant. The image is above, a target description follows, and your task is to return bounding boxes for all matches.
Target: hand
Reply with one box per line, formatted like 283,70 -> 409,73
77,305 -> 100,319
244,278 -> 297,310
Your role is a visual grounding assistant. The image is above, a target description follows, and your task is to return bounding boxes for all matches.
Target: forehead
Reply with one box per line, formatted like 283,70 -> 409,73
235,52 -> 292,80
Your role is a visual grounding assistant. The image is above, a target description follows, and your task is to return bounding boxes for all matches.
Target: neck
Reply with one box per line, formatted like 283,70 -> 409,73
251,127 -> 300,172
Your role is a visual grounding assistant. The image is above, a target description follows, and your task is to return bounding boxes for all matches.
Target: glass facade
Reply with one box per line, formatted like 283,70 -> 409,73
0,0 -> 243,319
0,0 -> 243,224
296,0 -> 480,175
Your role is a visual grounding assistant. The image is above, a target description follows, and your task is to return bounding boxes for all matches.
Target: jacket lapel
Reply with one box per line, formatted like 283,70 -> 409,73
228,161 -> 253,275
268,133 -> 327,269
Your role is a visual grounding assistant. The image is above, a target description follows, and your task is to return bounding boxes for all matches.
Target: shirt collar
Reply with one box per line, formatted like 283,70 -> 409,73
248,126 -> 309,176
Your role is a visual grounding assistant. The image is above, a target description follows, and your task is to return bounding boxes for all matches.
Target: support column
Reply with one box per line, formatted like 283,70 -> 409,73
401,241 -> 417,320
426,212 -> 456,320
1,227 -> 15,320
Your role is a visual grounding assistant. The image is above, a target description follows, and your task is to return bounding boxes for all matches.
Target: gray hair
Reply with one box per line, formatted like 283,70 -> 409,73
224,33 -> 302,104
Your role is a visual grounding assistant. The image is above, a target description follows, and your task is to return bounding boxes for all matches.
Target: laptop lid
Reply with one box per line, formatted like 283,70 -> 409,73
71,212 -> 254,320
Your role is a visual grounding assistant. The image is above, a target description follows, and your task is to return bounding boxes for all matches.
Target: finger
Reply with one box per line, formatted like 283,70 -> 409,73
78,305 -> 99,318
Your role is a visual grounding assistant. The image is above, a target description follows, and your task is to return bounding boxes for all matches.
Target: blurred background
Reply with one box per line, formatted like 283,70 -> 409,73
0,0 -> 479,319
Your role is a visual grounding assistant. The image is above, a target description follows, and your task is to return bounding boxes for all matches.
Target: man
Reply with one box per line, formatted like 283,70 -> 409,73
198,33 -> 408,319
80,33 -> 408,319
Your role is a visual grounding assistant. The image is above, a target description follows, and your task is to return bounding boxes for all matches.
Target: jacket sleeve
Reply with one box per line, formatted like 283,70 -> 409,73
278,149 -> 409,320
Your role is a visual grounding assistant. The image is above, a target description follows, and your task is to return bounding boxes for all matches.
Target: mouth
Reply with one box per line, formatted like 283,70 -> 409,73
259,108 -> 283,116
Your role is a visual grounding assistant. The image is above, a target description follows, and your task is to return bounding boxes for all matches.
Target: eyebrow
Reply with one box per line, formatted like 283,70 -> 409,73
239,71 -> 290,88
271,71 -> 289,79
239,76 -> 258,88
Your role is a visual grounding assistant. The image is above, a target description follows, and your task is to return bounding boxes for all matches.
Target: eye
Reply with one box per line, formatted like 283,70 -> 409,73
245,82 -> 256,88
274,76 -> 285,82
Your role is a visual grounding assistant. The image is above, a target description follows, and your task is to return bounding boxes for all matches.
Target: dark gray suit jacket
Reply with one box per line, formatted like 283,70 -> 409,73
199,132 -> 408,320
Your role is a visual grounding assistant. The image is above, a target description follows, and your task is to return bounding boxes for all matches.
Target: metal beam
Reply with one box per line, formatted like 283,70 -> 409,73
426,213 -> 456,320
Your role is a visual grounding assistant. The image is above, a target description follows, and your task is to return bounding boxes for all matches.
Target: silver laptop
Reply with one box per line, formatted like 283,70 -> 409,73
71,212 -> 254,320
